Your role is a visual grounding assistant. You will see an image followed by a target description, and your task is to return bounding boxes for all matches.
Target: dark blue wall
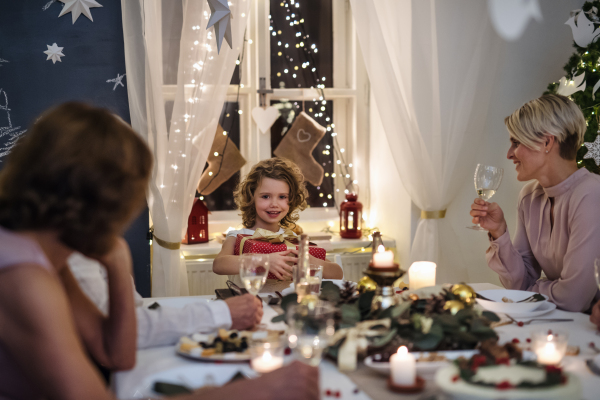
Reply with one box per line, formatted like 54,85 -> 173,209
0,0 -> 151,297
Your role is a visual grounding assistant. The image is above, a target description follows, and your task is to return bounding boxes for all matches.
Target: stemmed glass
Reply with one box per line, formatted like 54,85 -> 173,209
467,164 -> 504,231
286,301 -> 336,366
239,254 -> 270,295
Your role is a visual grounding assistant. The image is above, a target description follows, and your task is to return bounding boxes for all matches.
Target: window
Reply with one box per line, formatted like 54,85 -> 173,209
162,0 -> 369,227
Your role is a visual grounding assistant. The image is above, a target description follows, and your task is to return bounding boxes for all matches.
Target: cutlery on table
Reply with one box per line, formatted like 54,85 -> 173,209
506,315 -> 573,326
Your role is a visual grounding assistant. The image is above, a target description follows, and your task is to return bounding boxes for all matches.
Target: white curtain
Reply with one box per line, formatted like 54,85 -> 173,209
122,0 -> 250,296
350,0 -> 501,283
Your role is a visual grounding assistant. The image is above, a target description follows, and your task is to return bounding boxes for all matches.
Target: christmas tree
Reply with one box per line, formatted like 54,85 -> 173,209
545,1 -> 600,174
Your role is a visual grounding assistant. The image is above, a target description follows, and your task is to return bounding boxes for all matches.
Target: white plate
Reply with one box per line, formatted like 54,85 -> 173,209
503,301 -> 557,318
364,350 -> 478,380
435,364 -> 581,400
476,290 -> 548,314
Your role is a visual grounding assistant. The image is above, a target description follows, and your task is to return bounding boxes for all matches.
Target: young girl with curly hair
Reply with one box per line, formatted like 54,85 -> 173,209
213,157 -> 343,280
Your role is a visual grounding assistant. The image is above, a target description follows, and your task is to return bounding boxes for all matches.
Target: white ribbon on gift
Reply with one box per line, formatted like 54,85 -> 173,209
330,318 -> 391,371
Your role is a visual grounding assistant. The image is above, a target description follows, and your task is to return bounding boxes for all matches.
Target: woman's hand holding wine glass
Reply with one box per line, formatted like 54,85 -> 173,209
470,198 -> 507,239
467,164 -> 504,232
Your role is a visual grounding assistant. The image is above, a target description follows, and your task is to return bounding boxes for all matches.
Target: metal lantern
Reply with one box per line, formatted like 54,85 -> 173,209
339,192 -> 363,239
182,197 -> 209,244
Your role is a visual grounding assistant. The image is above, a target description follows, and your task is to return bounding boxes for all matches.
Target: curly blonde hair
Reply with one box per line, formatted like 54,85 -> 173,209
234,157 -> 308,229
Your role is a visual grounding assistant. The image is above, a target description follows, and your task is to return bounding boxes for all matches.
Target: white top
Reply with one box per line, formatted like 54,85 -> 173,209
68,254 -> 232,349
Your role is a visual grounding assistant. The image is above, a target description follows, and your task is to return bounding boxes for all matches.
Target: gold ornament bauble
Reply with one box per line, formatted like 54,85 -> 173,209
408,293 -> 419,302
451,283 -> 476,305
443,300 -> 465,315
357,276 -> 377,292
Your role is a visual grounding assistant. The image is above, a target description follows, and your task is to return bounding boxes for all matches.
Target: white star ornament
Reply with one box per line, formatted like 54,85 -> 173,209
44,43 -> 65,64
58,0 -> 103,24
583,134 -> 600,166
206,0 -> 232,54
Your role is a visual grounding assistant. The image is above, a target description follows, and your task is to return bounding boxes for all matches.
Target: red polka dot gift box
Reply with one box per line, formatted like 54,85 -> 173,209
234,233 -> 326,280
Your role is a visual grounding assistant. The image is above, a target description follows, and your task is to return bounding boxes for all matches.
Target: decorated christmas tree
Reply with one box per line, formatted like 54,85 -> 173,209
545,1 -> 600,174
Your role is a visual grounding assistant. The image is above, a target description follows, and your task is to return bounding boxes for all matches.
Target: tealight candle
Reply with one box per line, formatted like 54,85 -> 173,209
250,343 -> 284,373
372,245 -> 395,267
390,346 -> 416,386
408,261 -> 436,290
532,331 -> 568,365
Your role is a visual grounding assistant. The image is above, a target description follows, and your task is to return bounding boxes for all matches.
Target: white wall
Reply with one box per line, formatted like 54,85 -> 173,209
369,0 -> 584,283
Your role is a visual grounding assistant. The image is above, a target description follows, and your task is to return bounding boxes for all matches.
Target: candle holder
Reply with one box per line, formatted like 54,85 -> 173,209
387,376 -> 425,394
250,340 -> 285,373
364,265 -> 405,312
531,330 -> 568,366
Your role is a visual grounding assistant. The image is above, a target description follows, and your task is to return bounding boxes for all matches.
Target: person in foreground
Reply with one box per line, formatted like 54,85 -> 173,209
470,94 -> 600,313
213,157 -> 343,280
0,102 -> 318,400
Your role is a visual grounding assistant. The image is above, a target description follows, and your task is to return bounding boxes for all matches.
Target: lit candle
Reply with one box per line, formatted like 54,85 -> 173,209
251,348 -> 284,373
533,333 -> 568,365
372,245 -> 395,267
408,261 -> 436,290
390,346 -> 416,386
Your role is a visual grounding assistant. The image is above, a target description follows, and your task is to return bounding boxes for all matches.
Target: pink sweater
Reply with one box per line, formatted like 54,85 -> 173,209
0,227 -> 52,400
486,168 -> 600,312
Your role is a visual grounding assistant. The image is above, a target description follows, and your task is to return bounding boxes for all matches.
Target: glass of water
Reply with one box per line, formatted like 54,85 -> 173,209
239,254 -> 270,295
467,163 -> 503,231
286,301 -> 336,366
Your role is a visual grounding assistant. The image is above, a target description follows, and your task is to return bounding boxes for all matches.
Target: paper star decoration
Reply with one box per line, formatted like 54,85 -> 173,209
583,134 -> 600,166
106,73 -> 126,90
43,43 -> 65,64
58,0 -> 103,24
206,0 -> 232,54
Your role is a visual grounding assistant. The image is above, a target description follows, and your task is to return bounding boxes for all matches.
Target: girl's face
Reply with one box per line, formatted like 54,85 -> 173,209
507,136 -> 546,182
253,177 -> 290,228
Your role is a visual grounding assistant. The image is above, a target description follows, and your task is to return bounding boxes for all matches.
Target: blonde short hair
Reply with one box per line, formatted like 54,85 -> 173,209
504,94 -> 586,160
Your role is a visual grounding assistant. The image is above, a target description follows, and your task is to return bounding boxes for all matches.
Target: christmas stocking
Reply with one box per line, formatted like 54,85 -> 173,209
273,111 -> 325,186
197,124 -> 247,195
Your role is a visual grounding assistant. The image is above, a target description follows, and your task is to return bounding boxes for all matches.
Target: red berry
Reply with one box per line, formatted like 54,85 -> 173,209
589,342 -> 596,349
517,321 -> 524,327
284,347 -> 292,355
547,329 -> 553,335
335,391 -> 341,398
526,338 -> 531,343
325,389 -> 332,396
512,338 -> 520,343
452,375 -> 460,382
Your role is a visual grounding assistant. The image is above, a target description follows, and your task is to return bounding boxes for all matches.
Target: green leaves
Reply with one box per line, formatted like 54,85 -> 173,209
481,311 -> 500,322
371,328 -> 398,348
320,281 -> 341,303
339,304 -> 361,328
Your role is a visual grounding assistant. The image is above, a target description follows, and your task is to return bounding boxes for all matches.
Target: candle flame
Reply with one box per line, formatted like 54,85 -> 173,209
262,351 -> 272,361
398,346 -> 408,355
377,244 -> 385,253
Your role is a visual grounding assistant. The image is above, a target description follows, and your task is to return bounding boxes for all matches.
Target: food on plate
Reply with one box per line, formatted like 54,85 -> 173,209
178,329 -> 283,358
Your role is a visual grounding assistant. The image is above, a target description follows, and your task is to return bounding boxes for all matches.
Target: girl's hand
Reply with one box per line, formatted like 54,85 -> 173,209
470,198 -> 507,239
268,249 -> 297,280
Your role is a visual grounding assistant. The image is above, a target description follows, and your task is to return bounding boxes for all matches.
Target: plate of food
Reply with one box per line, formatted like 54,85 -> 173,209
177,329 -> 283,362
364,350 -> 479,380
476,290 -> 548,314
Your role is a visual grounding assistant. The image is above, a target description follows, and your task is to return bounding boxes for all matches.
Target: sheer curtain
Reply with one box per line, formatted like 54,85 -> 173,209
350,0 -> 501,283
122,0 -> 250,296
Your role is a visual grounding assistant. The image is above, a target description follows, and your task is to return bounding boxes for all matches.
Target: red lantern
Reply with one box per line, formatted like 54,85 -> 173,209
340,193 -> 363,239
182,197 -> 209,244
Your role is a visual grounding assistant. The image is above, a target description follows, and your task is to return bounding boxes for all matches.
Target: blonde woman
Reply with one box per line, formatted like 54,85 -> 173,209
470,94 -> 600,312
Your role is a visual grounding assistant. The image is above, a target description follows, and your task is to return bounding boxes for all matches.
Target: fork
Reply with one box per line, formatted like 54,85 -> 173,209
506,315 -> 573,326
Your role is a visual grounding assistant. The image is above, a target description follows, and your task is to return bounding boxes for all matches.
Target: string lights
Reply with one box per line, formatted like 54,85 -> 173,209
270,0 -> 358,210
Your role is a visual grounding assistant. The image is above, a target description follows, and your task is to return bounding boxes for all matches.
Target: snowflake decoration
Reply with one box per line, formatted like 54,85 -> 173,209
583,133 -> 600,166
58,0 -> 103,24
106,73 -> 126,90
43,43 -> 65,64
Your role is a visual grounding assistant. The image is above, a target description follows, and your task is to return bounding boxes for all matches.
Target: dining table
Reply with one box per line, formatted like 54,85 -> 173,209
112,283 -> 600,399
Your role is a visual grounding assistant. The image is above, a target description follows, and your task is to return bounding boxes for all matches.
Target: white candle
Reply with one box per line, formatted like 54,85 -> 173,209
533,333 -> 567,365
408,261 -> 436,290
251,350 -> 284,373
390,346 -> 416,386
372,245 -> 395,267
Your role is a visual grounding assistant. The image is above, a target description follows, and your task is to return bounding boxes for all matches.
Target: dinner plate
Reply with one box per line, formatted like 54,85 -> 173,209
476,290 -> 548,314
435,364 -> 581,400
176,349 -> 251,362
503,301 -> 557,318
364,350 -> 478,380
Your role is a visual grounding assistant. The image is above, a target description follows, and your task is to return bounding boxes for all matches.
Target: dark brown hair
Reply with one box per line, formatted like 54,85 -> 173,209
234,157 -> 307,229
0,102 -> 152,257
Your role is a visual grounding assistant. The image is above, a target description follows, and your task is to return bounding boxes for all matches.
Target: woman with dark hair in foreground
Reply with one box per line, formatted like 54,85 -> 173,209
0,102 -> 318,400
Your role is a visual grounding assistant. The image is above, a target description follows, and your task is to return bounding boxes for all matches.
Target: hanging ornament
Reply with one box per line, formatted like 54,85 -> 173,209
251,106 -> 280,133
565,9 -> 600,48
106,73 -> 126,91
583,133 -> 600,166
206,0 -> 233,54
43,43 -> 65,64
273,111 -> 325,186
556,72 -> 586,96
58,0 -> 103,24
451,284 -> 477,306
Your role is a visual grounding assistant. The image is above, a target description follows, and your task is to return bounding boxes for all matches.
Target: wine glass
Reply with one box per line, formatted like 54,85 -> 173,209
467,164 -> 503,231
239,254 -> 270,295
286,301 -> 336,366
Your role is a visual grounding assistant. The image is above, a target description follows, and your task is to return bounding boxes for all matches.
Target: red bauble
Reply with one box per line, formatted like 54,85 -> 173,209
339,193 -> 363,239
182,197 -> 209,244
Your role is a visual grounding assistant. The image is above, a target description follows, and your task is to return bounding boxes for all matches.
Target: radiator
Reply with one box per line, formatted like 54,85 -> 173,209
186,260 -> 229,296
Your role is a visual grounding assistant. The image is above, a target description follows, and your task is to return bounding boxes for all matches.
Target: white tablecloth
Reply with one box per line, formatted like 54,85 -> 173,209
112,283 -> 600,399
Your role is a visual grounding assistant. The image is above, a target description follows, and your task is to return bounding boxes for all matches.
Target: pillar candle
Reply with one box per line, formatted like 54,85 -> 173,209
408,261 -> 436,290
372,245 -> 395,267
390,346 -> 416,386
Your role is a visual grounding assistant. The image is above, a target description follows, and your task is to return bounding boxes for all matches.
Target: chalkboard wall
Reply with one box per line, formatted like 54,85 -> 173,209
0,0 -> 151,297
